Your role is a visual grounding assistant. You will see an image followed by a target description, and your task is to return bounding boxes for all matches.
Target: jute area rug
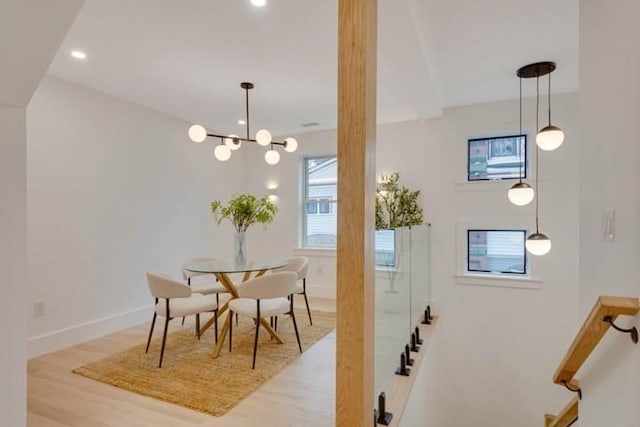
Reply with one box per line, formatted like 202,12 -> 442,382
73,309 -> 335,417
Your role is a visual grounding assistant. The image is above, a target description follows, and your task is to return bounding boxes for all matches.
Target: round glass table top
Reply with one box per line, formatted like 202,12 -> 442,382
183,258 -> 287,274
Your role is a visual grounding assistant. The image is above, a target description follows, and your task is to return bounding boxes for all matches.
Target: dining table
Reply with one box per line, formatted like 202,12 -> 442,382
183,258 -> 287,358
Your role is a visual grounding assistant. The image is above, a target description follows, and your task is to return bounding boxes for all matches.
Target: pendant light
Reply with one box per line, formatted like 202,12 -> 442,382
188,82 -> 298,165
508,77 -> 535,206
536,64 -> 565,151
525,70 -> 551,256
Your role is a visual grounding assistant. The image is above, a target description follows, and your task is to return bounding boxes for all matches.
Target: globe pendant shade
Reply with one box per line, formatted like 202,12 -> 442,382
256,129 -> 272,146
526,232 -> 552,256
188,124 -> 207,143
284,137 -> 298,153
536,125 -> 564,151
508,182 -> 535,206
214,144 -> 232,161
265,149 -> 280,165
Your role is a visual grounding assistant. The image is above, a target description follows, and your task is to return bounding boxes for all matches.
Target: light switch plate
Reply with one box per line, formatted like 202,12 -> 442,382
603,209 -> 615,241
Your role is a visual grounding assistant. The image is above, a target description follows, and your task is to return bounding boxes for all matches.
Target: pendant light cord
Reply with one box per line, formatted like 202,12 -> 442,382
547,70 -> 552,126
245,86 -> 250,140
535,74 -> 541,233
518,77 -> 523,184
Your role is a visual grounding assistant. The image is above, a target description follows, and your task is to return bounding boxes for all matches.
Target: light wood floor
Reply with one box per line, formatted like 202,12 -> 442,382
27,297 -> 336,427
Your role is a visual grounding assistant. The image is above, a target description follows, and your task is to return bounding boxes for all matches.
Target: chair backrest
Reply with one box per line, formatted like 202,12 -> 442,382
146,272 -> 192,299
274,256 -> 309,280
182,256 -> 218,280
237,271 -> 297,300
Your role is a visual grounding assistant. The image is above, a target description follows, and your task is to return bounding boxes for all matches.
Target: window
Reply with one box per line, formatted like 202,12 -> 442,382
375,229 -> 396,268
302,156 -> 397,268
467,229 -> 526,275
306,198 -> 332,215
318,199 -> 331,214
468,135 -> 527,181
303,157 -> 337,247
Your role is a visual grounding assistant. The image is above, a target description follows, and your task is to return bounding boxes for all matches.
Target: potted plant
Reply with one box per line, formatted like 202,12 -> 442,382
375,172 -> 424,292
376,172 -> 423,230
210,193 -> 278,265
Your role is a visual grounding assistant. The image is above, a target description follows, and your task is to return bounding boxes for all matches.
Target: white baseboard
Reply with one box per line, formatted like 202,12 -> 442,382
27,305 -> 152,359
307,284 -> 336,300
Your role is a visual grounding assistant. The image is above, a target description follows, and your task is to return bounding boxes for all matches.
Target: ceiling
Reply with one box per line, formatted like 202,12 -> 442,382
46,0 -> 578,136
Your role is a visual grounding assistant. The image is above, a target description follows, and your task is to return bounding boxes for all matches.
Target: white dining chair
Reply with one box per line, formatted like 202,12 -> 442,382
273,256 -> 312,325
227,271 -> 302,369
145,272 -> 218,368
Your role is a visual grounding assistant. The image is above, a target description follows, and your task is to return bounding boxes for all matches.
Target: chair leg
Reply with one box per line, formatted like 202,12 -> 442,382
214,294 -> 220,343
182,278 -> 191,326
236,312 -> 239,326
214,308 -> 219,343
159,316 -> 170,368
252,301 -> 261,369
196,313 -> 201,340
270,317 -> 274,341
290,309 -> 302,354
229,310 -> 233,352
303,291 -> 313,326
303,278 -> 313,325
145,312 -> 157,353
275,316 -> 278,331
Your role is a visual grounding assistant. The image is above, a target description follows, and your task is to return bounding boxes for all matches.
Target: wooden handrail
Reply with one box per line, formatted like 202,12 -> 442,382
545,296 -> 638,425
553,296 -> 639,385
544,397 -> 579,427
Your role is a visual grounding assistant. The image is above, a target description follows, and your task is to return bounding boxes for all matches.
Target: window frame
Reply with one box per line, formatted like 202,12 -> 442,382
467,134 -> 528,182
466,229 -> 527,276
455,220 -> 541,289
302,156 -> 338,248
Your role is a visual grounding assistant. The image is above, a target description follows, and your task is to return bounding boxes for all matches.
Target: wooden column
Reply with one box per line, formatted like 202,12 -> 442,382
336,0 -> 377,426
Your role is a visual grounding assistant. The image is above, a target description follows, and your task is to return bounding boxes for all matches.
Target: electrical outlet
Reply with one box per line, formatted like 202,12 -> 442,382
34,300 -> 46,317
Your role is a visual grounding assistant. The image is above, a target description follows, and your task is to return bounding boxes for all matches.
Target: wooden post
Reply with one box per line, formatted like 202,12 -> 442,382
336,0 -> 377,425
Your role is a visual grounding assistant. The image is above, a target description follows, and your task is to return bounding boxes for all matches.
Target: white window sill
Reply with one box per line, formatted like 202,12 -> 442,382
455,273 -> 541,290
294,247 -> 337,257
294,247 -> 400,272
455,180 -> 518,192
375,266 -> 399,273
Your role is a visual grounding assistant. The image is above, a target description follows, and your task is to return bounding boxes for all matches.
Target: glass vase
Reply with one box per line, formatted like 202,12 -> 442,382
234,231 -> 247,267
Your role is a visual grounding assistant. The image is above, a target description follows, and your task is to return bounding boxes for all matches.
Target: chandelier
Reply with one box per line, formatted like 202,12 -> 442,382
188,82 -> 298,165
510,61 -> 565,256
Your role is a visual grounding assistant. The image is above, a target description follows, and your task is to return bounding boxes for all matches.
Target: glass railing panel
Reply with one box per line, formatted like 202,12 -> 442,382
410,224 -> 431,328
374,226 -> 412,397
374,224 -> 431,401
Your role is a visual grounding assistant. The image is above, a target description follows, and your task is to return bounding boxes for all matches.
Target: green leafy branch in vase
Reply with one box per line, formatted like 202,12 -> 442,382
375,172 -> 423,229
210,193 -> 278,233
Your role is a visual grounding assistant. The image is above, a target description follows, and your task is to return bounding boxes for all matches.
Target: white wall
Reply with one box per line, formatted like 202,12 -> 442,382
243,93 -> 580,426
422,94 -> 580,427
26,77 -> 242,356
1,2 -> 84,424
0,105 -> 27,427
577,1 -> 640,425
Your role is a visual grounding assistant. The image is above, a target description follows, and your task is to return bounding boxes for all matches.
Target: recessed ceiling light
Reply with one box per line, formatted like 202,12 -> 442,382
70,50 -> 87,60
251,0 -> 267,7
238,119 -> 246,125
